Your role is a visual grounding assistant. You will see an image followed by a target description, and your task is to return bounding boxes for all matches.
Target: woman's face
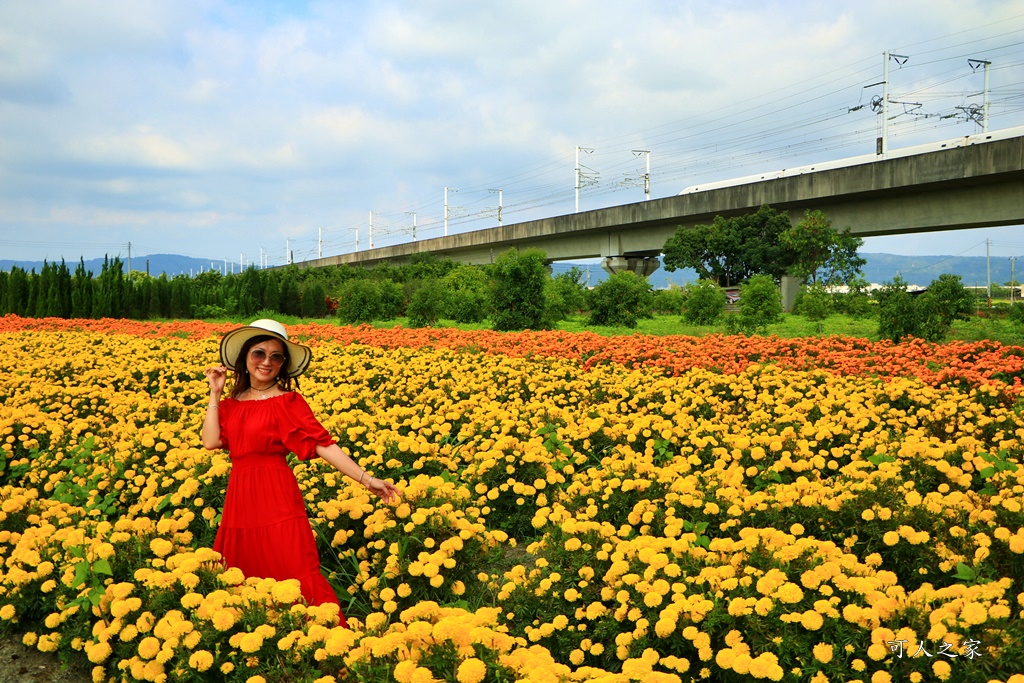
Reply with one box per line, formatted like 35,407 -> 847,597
246,339 -> 286,386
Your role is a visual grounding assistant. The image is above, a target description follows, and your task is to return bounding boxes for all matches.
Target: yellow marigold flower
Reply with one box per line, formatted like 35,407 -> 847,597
775,583 -> 803,604
960,602 -> 987,625
0,605 -> 15,620
570,649 -> 585,665
813,643 -> 833,663
87,641 -> 112,664
882,531 -> 900,546
246,676 -> 267,683
138,636 -> 160,660
851,659 -> 866,672
932,659 -> 952,681
456,658 -> 487,683
212,609 -> 236,631
871,672 -> 892,683
149,538 -> 173,557
801,611 -> 823,631
189,650 -> 214,672
271,580 -> 303,604
861,509 -> 875,521
394,660 -> 417,683
221,662 -> 235,674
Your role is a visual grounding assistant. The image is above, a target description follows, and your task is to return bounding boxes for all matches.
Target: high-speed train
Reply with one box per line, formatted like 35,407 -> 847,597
678,125 -> 1024,195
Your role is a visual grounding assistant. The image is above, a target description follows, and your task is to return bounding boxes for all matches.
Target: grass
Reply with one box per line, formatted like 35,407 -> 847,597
189,310 -> 1024,345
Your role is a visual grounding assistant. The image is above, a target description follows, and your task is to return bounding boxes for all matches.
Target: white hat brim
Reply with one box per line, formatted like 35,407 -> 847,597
219,324 -> 312,378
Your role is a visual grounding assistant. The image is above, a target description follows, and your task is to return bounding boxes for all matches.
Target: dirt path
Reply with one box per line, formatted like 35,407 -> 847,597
0,636 -> 91,683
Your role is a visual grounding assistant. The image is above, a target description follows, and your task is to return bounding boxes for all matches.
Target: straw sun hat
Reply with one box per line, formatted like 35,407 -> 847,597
219,319 -> 312,379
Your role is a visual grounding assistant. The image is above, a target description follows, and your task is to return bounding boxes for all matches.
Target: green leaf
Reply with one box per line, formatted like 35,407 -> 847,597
71,561 -> 90,589
952,562 -> 976,582
92,559 -> 113,576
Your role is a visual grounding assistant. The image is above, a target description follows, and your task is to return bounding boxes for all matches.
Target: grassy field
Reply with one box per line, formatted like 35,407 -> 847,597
257,311 -> 1024,345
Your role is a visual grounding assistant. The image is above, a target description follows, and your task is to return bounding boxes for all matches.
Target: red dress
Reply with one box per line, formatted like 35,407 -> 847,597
213,391 -> 347,627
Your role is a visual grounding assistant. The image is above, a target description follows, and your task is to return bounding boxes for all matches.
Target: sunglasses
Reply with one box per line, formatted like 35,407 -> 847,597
249,348 -> 287,366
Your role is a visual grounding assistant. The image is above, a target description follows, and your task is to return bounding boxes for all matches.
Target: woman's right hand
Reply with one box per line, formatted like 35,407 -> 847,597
205,365 -> 227,396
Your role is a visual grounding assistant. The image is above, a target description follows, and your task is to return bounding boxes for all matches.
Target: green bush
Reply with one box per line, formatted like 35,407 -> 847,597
728,274 -> 781,334
336,279 -> 384,324
795,282 -> 833,323
681,280 -> 726,325
876,276 -> 921,343
652,287 -> 686,316
488,248 -> 551,331
407,280 -> 445,328
377,279 -> 406,320
917,273 -> 976,342
586,271 -> 653,328
549,267 -> 589,317
441,266 -> 490,323
1009,302 -> 1024,326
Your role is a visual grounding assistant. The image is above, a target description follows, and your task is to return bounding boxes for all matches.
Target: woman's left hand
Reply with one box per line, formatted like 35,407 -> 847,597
366,477 -> 401,504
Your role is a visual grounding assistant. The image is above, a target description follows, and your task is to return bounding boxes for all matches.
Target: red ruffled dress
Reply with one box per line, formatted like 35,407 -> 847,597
213,391 -> 347,627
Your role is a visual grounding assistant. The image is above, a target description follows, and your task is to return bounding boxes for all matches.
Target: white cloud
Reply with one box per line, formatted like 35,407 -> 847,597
1,0 -> 1022,263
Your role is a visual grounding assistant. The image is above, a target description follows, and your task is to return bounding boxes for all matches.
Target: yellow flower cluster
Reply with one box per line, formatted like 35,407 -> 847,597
0,329 -> 1022,683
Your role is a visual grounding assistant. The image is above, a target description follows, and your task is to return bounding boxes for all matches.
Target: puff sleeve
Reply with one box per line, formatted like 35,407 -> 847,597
280,393 -> 336,461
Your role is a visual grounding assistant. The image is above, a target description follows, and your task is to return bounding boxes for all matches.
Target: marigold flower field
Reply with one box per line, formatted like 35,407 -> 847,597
1,315 -> 1023,683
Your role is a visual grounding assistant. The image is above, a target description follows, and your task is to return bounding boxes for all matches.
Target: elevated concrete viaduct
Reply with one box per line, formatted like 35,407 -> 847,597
297,133 -> 1024,277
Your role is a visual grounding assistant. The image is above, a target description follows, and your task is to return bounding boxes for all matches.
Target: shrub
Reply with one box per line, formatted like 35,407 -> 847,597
586,271 -> 653,328
917,273 -> 976,342
876,276 -> 921,342
1009,301 -> 1024,326
441,266 -> 490,323
406,280 -> 445,328
832,275 -> 874,318
336,279 -> 384,324
728,274 -> 781,334
681,280 -> 726,325
795,282 -> 833,329
377,279 -> 406,320
549,267 -> 589,317
488,248 -> 551,331
652,287 -> 686,316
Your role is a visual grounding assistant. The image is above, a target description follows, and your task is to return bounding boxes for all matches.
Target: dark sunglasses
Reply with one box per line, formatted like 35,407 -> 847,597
249,348 -> 286,366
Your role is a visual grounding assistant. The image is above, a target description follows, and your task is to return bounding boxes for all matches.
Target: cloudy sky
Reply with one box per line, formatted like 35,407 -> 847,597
1,0 -> 1022,268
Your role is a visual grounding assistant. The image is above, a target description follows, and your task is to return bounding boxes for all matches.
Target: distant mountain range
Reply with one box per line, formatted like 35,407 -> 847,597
1,252 -> 1018,289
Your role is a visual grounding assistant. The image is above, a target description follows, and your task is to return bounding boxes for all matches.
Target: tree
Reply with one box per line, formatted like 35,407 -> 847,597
278,270 -> 301,316
70,259 -> 93,319
663,205 -> 795,286
587,271 -> 653,328
300,280 -> 328,318
488,248 -> 551,331
780,209 -> 866,285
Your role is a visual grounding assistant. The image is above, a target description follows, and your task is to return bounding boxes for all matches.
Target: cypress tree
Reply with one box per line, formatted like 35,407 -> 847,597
71,259 -> 93,319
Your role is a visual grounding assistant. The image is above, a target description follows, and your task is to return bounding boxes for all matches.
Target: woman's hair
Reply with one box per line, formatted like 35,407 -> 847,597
229,334 -> 298,399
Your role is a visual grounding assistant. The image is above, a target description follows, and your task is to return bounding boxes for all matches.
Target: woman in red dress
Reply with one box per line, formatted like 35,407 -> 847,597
201,319 -> 399,627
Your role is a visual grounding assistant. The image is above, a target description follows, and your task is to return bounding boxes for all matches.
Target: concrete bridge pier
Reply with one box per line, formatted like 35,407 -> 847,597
601,255 -> 661,278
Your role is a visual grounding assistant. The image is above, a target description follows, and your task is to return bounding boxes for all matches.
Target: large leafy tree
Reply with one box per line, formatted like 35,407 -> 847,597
780,209 -> 866,285
662,205 -> 794,286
